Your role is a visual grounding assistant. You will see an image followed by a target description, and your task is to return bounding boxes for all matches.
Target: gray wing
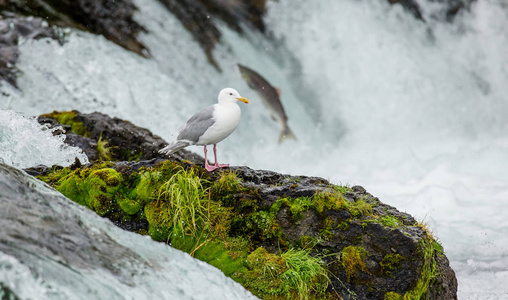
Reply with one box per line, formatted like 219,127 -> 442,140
177,105 -> 216,143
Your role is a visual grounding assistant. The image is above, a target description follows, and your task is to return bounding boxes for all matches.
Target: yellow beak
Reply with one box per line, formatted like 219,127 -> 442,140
237,97 -> 249,104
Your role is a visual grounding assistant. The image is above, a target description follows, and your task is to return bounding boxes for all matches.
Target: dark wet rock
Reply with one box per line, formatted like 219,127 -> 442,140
0,0 -> 147,57
0,0 -> 266,72
433,0 -> 476,22
227,166 -> 457,298
388,0 -> 425,21
430,253 -> 459,299
0,15 -> 63,87
191,0 -> 266,34
156,0 -> 222,69
37,110 -> 204,164
387,0 -> 476,22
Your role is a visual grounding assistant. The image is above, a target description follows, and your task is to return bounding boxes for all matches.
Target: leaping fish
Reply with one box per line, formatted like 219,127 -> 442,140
237,64 -> 296,143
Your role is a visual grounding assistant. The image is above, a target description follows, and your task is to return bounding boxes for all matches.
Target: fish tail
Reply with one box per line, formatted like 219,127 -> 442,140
159,140 -> 191,155
279,125 -> 297,144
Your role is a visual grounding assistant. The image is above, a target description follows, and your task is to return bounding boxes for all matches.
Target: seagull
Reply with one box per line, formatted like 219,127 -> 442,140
159,88 -> 249,171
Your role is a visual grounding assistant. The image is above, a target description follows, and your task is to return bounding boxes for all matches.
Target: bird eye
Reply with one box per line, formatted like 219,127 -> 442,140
229,93 -> 233,95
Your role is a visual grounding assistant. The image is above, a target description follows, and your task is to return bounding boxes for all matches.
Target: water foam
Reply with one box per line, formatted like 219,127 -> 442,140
0,110 -> 89,168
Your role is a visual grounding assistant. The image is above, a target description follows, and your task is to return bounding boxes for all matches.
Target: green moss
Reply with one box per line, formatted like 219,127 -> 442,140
45,167 -> 122,216
339,246 -> 369,282
37,161 -> 185,219
85,168 -> 121,215
380,215 -> 401,228
249,210 -> 281,240
97,134 -> 114,161
130,171 -> 159,204
117,195 -> 143,215
273,196 -> 313,223
348,199 -> 373,217
127,149 -> 143,161
229,196 -> 285,245
144,200 -> 172,242
288,197 -> 313,222
380,253 -> 404,276
312,189 -> 348,214
245,247 -> 287,296
319,216 -> 335,241
36,166 -> 72,186
53,169 -> 88,206
337,221 -> 349,231
41,110 -> 88,136
187,237 -> 249,278
210,169 -> 244,198
295,236 -> 317,250
319,229 -> 334,241
403,238 -> 441,299
384,291 -> 403,300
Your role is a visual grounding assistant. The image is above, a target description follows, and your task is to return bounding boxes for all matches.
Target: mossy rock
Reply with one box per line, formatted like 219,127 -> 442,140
37,110 -> 204,164
36,161 -> 457,299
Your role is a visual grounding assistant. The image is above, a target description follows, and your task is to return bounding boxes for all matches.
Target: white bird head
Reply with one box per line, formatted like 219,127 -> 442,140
218,88 -> 249,104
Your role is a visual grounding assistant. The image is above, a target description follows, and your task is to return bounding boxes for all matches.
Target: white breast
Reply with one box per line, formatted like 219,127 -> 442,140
197,103 -> 241,145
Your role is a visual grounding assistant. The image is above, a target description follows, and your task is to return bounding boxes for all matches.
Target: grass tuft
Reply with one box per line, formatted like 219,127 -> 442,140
157,168 -> 209,239
281,248 -> 329,299
245,247 -> 329,299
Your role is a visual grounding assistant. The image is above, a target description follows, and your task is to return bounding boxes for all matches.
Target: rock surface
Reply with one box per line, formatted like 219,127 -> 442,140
0,0 -> 266,73
389,0 -> 475,22
0,0 -> 147,56
30,110 -> 458,300
37,110 -> 204,164
0,15 -> 63,88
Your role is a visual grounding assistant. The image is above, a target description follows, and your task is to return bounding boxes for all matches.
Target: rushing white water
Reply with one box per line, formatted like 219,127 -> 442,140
1,0 -> 507,298
0,110 -> 89,168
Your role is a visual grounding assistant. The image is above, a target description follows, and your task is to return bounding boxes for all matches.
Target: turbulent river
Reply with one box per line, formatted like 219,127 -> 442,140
1,0 -> 508,299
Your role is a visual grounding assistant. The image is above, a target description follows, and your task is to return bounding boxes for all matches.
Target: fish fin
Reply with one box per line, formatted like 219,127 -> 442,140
278,125 -> 297,144
275,87 -> 282,97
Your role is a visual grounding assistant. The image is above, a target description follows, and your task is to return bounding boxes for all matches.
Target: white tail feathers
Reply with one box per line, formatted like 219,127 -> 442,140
278,125 -> 297,144
159,140 -> 192,155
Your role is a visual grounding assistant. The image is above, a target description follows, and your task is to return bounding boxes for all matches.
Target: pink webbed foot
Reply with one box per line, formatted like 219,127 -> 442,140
211,144 -> 229,170
205,164 -> 219,172
203,144 -> 230,172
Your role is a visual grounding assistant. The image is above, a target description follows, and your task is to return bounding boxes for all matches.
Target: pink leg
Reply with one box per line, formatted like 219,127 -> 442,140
213,144 -> 229,168
203,145 -> 218,172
